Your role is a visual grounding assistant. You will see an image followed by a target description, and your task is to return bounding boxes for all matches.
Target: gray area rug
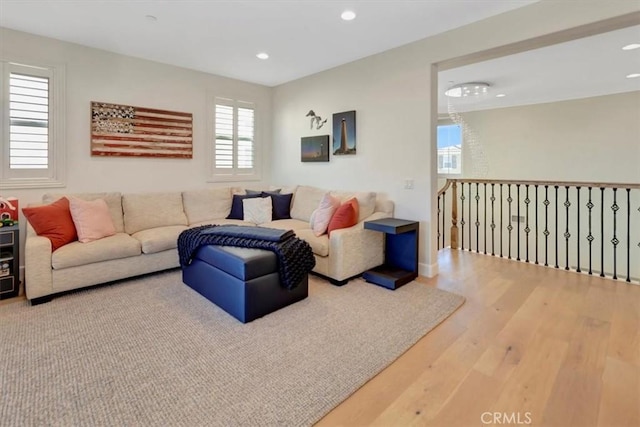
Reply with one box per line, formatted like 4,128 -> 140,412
0,271 -> 464,426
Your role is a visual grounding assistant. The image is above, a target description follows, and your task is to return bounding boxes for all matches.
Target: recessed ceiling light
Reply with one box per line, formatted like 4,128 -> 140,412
145,15 -> 157,22
496,94 -> 506,98
626,73 -> 640,78
341,10 -> 356,21
622,43 -> 640,51
256,52 -> 269,60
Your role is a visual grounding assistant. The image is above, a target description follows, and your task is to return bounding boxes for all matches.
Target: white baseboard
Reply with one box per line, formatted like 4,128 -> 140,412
419,262 -> 438,278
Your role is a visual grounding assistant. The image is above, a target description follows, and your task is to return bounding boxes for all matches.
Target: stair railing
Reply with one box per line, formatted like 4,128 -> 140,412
438,178 -> 640,284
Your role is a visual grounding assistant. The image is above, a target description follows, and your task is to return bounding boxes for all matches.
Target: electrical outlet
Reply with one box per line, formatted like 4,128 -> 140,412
404,179 -> 414,190
511,215 -> 525,223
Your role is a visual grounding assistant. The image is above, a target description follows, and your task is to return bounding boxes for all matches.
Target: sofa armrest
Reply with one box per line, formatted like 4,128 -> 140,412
327,211 -> 391,281
25,223 -> 54,300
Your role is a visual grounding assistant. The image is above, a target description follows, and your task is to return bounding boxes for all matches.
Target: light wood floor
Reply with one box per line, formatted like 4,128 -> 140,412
317,249 -> 640,427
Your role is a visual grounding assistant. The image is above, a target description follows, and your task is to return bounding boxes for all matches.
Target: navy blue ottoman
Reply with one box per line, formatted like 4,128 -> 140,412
182,245 -> 308,323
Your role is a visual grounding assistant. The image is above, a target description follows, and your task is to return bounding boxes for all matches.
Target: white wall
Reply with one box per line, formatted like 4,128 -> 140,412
1,27 -> 273,198
458,91 -> 640,182
1,28 -> 273,271
271,1 -> 639,276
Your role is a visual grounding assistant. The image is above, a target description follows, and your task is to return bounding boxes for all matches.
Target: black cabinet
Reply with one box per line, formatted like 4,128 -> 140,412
0,225 -> 20,300
363,218 -> 419,290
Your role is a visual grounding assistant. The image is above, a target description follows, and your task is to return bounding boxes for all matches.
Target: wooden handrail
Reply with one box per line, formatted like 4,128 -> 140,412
441,178 -> 640,189
437,179 -> 452,197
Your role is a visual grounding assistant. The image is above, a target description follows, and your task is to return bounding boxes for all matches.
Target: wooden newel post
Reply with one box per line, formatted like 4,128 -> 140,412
451,181 -> 459,249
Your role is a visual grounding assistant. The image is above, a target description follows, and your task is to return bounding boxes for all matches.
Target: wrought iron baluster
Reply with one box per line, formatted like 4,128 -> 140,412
544,185 -> 549,267
460,184 -> 465,251
516,184 -> 521,261
576,187 -> 581,273
535,184 -> 539,265
507,184 -> 513,259
437,190 -> 447,249
437,194 -> 441,250
475,183 -> 480,253
612,188 -> 619,280
587,187 -> 594,275
626,188 -> 631,282
555,185 -> 559,269
500,184 -> 503,258
564,186 -> 571,271
484,183 -> 487,255
491,184 -> 496,256
600,187 -> 605,278
468,183 -> 472,252
525,184 -> 530,263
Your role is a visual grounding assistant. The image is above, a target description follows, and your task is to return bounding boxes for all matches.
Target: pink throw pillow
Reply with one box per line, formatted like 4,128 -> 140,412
69,197 -> 117,243
310,193 -> 340,236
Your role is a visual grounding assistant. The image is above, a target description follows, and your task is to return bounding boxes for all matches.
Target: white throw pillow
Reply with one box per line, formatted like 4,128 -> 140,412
309,193 -> 340,236
243,197 -> 273,224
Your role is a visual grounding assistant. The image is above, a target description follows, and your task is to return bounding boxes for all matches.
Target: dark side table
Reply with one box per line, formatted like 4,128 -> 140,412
363,218 -> 419,290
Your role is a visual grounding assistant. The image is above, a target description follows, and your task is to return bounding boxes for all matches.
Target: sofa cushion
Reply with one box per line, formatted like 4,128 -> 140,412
310,193 -> 340,236
23,197 -> 78,252
295,229 -> 329,257
132,225 -> 188,254
52,233 -> 141,269
290,186 -> 327,223
259,218 -> 310,232
227,194 -> 262,220
189,219 -> 256,228
44,192 -> 124,233
327,198 -> 359,236
264,192 -> 293,220
243,197 -> 272,224
330,190 -> 376,222
182,188 -> 232,225
69,197 -> 117,243
123,192 -> 188,234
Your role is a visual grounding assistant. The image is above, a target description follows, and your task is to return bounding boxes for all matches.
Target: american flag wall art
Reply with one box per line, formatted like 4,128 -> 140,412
91,102 -> 193,158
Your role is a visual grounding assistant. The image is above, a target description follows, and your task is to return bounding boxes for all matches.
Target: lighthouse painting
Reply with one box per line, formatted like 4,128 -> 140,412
301,135 -> 330,162
332,110 -> 356,155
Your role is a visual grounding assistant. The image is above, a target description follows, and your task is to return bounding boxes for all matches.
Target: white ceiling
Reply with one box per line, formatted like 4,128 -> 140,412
0,0 -> 537,87
439,24 -> 640,113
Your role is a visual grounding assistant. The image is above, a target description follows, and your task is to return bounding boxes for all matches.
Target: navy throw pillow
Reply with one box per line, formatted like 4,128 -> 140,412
227,194 -> 262,220
262,192 -> 293,220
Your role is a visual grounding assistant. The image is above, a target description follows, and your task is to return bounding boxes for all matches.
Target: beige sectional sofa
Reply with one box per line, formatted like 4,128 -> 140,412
25,185 -> 394,302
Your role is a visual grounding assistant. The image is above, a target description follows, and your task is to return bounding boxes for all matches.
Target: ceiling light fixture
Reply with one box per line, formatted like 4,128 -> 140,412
256,52 -> 269,60
626,73 -> 640,79
496,93 -> 506,98
341,10 -> 356,21
622,43 -> 640,51
445,82 -> 490,98
145,14 -> 157,22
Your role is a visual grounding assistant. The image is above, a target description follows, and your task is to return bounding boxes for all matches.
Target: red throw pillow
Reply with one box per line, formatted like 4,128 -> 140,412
22,197 -> 78,251
327,198 -> 359,236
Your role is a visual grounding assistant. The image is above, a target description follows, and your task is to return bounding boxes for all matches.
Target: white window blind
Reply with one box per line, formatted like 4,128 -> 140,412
9,72 -> 49,169
1,61 -> 65,188
212,98 -> 258,181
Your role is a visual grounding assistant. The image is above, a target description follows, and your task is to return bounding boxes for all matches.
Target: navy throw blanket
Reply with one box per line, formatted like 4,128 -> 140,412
178,225 -> 315,290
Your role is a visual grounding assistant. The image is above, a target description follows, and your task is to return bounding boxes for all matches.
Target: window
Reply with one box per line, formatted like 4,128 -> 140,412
1,61 -> 65,188
210,97 -> 259,181
437,124 -> 462,175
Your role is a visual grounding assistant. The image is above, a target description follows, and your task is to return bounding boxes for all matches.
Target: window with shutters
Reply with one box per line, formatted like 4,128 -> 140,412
1,61 -> 65,188
210,97 -> 259,182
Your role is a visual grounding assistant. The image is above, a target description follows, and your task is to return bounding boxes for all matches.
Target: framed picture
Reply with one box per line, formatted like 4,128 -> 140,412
91,101 -> 193,158
301,135 -> 330,162
332,110 -> 356,155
